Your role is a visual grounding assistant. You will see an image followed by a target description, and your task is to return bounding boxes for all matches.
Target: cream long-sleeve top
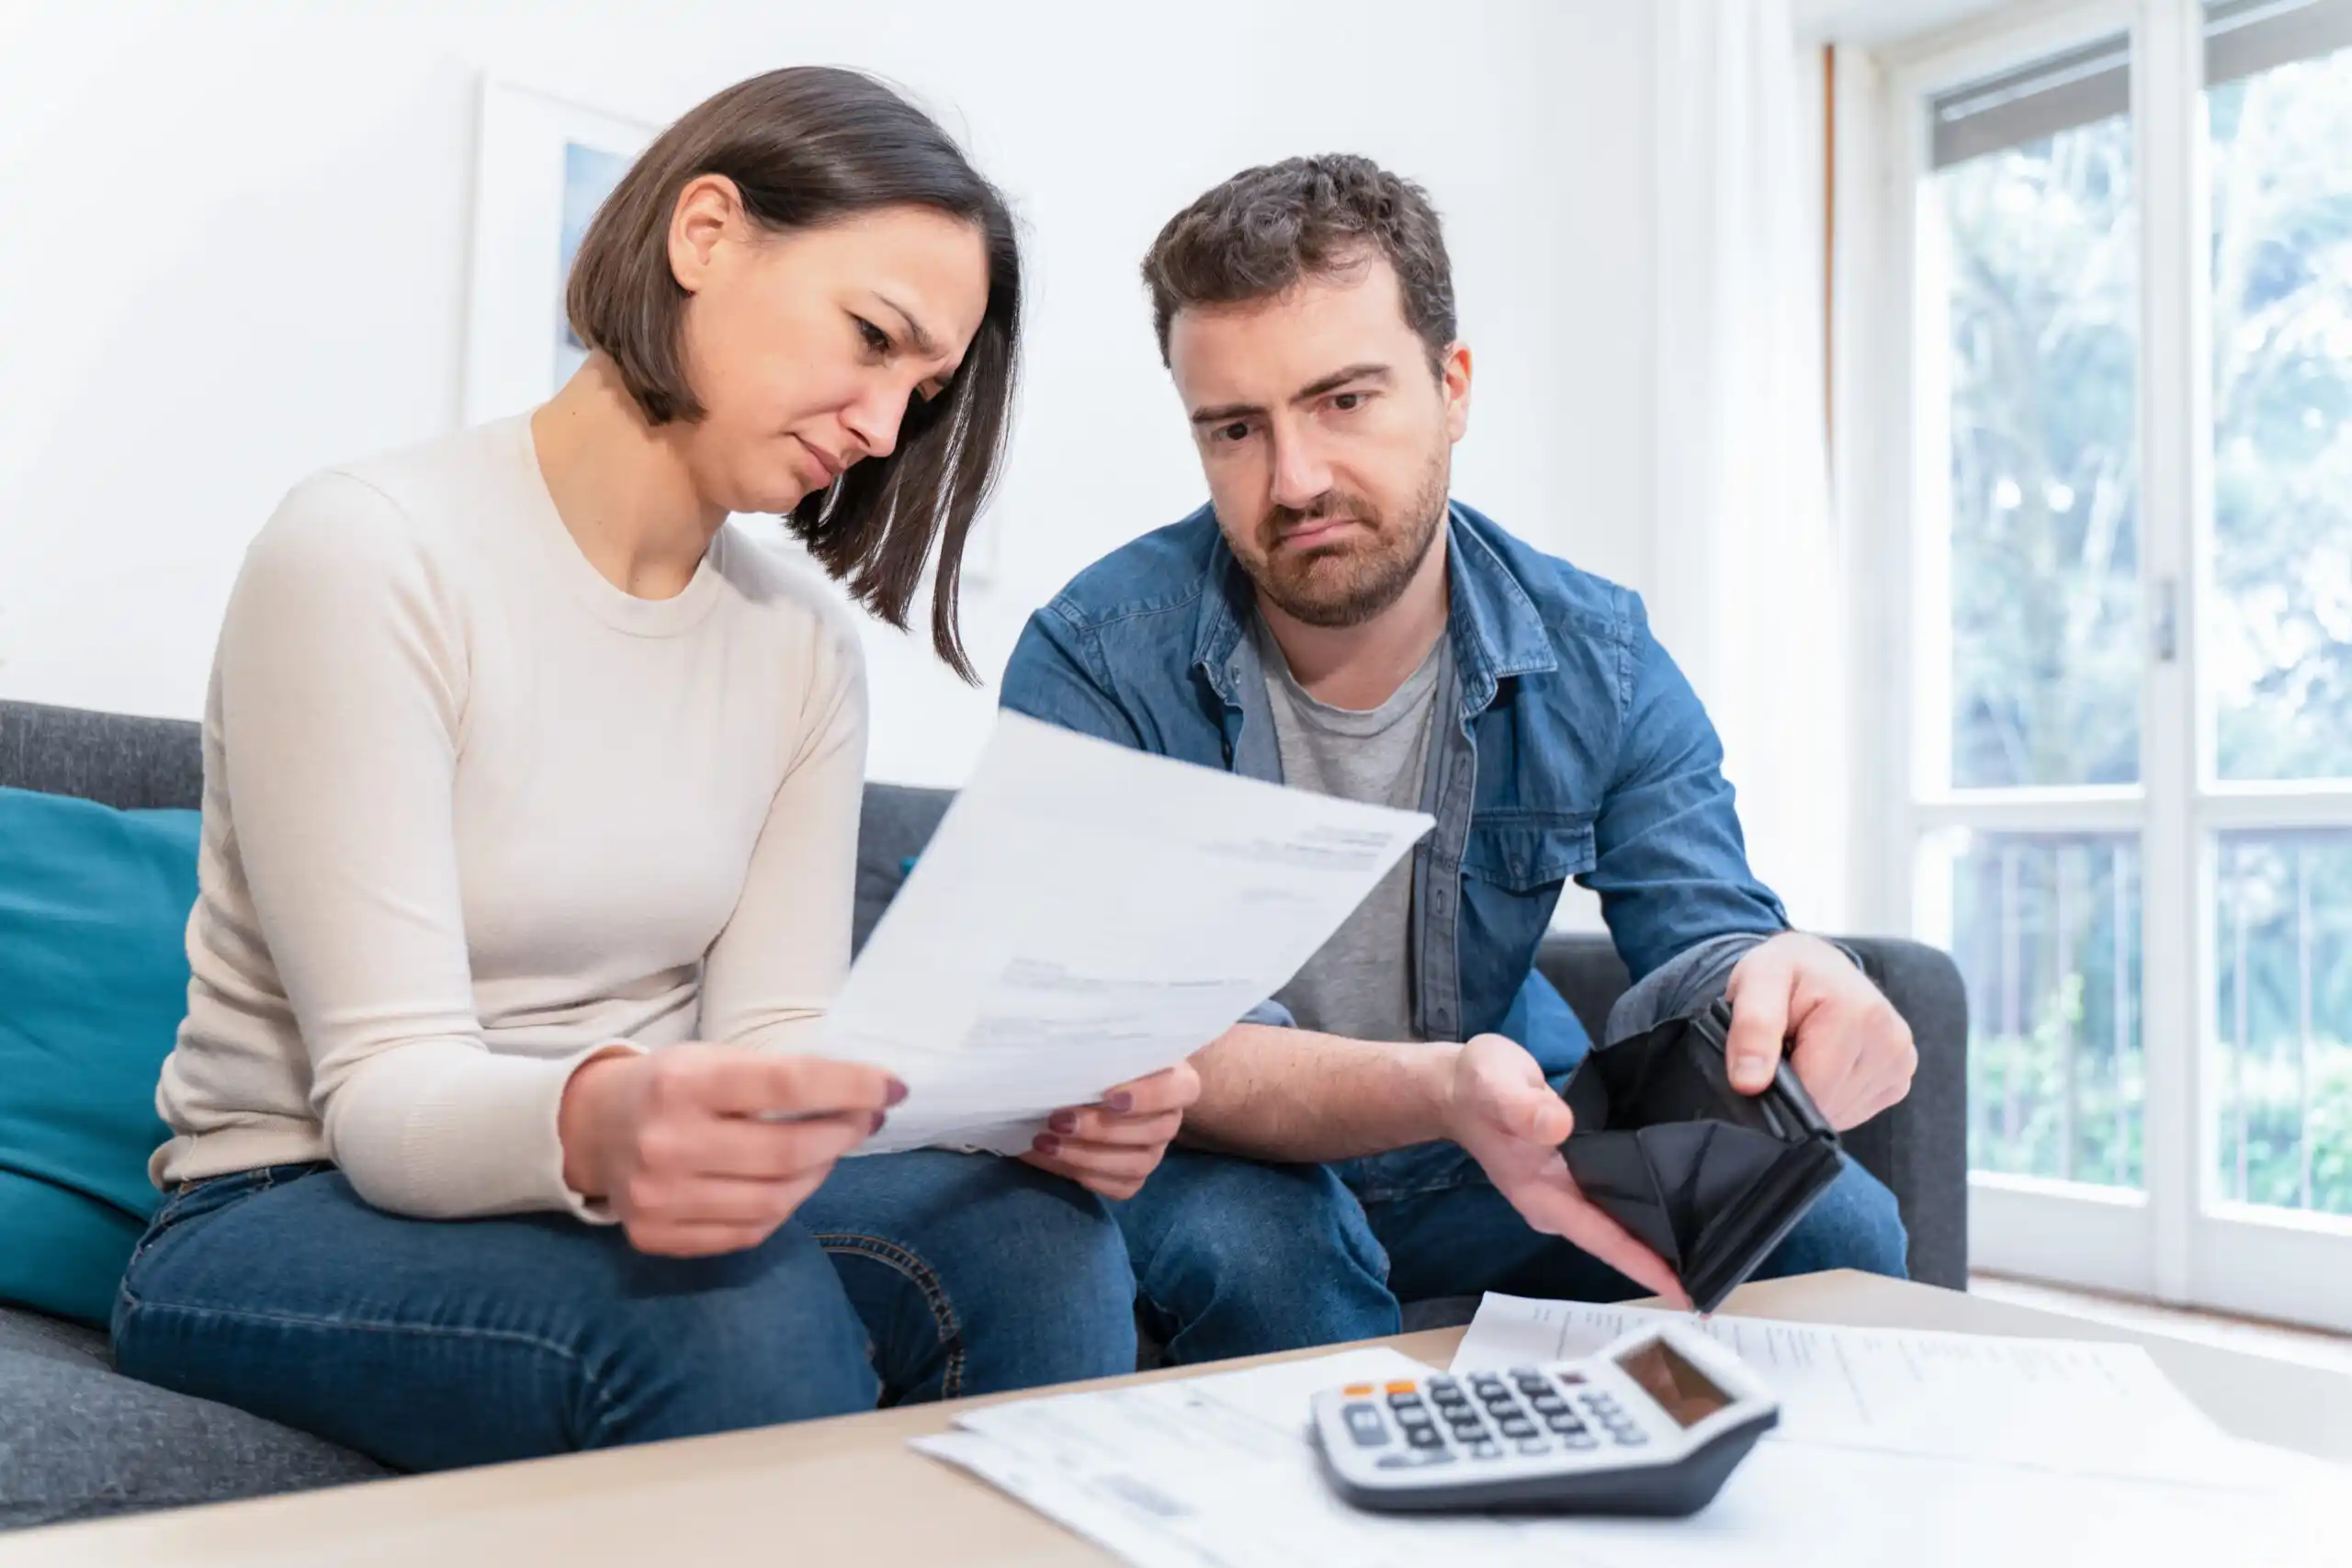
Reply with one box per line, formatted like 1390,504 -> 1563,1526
151,415 -> 867,1220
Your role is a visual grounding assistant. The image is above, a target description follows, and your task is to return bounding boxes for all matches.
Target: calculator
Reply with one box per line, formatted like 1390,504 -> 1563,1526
1307,1323 -> 1778,1516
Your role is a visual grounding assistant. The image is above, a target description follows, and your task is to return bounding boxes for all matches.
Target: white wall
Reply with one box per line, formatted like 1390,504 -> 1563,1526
0,0 -> 1657,786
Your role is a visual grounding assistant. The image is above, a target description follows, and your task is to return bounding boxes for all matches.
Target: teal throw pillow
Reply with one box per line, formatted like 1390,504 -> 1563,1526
0,786 -> 198,1324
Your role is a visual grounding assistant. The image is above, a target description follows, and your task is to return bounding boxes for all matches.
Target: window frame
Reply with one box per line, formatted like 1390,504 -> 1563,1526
1852,0 -> 2352,1330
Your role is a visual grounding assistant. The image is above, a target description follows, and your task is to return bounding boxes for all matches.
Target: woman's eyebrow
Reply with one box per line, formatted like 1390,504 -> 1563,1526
874,294 -> 944,359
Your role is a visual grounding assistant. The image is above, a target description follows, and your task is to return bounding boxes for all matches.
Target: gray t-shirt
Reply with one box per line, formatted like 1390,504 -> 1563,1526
1257,616 -> 1451,1043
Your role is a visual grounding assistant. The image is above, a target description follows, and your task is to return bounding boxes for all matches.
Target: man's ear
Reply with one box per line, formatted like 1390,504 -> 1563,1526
667,174 -> 744,296
1441,342 -> 1474,442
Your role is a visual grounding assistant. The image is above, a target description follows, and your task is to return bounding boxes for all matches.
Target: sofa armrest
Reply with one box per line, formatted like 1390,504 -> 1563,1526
1532,933 -> 1970,1290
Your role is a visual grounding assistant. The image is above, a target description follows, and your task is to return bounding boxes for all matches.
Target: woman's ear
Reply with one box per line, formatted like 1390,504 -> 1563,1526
667,174 -> 745,296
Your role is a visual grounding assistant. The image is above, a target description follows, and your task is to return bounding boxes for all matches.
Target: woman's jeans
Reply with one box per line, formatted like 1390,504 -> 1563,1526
113,1151 -> 1137,1472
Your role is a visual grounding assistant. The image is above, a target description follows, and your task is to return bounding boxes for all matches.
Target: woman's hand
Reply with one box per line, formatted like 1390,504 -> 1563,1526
558,1044 -> 903,1257
1021,1061 -> 1203,1201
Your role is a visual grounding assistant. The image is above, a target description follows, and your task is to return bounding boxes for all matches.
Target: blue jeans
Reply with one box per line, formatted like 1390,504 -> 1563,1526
1117,1138 -> 1909,1365
114,1151 -> 1136,1470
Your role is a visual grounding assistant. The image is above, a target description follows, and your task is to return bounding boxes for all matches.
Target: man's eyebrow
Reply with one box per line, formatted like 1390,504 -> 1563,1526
1189,362 -> 1396,427
1189,399 -> 1264,427
874,294 -> 944,359
1294,362 -> 1393,400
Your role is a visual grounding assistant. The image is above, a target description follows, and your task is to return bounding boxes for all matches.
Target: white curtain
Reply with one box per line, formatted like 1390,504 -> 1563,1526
1650,0 -> 1850,931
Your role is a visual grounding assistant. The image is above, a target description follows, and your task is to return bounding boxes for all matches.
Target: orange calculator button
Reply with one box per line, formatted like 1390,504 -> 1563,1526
1383,1381 -> 1419,1394
1342,1383 -> 1375,1396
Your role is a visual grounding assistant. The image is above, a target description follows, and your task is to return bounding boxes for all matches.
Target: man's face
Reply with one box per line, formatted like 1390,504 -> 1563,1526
1167,254 -> 1471,628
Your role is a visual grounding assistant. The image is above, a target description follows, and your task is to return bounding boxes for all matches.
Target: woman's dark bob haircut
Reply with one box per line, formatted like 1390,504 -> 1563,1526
567,66 -> 1018,678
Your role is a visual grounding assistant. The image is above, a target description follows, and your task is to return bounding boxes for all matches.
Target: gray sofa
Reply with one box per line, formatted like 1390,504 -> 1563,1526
0,698 -> 1968,1530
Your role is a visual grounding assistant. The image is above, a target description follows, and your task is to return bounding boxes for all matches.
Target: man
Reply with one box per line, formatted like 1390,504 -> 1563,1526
1003,156 -> 1917,1362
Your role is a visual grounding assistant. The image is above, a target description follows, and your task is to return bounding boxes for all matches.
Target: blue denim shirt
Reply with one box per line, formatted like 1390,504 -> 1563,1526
999,501 -> 1790,1073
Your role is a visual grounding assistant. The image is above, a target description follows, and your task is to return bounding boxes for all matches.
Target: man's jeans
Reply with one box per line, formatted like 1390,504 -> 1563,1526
1116,1127 -> 1910,1366
114,1151 -> 1138,1471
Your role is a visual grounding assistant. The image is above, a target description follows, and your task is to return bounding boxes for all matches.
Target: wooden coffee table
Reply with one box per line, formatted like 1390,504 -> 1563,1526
6,1270 -> 2346,1566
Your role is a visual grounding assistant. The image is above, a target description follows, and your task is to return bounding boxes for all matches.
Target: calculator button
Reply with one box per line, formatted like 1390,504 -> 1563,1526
1388,1392 -> 1425,1410
1376,1450 -> 1456,1470
1561,1432 -> 1599,1450
1342,1383 -> 1375,1396
1497,1417 -> 1537,1439
1383,1381 -> 1419,1394
1467,1439 -> 1504,1460
1544,1414 -> 1586,1434
1554,1371 -> 1587,1386
1529,1394 -> 1568,1415
1425,1376 -> 1459,1393
1516,1438 -> 1552,1456
1407,1425 -> 1446,1450
1341,1404 -> 1389,1448
1470,1378 -> 1507,1396
1617,1430 -> 1650,1448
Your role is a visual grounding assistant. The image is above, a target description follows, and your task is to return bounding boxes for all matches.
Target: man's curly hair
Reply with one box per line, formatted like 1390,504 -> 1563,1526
1141,154 -> 1457,375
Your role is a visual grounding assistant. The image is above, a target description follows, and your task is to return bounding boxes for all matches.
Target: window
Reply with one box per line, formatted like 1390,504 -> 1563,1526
2202,14 -> 2352,1225
1880,0 -> 2352,1328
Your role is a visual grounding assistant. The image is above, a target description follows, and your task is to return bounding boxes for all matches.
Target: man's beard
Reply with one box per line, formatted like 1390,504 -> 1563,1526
1239,452 -> 1450,629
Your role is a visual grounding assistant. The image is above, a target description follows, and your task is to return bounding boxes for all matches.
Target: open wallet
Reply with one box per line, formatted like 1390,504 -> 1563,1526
1555,997 -> 1845,1314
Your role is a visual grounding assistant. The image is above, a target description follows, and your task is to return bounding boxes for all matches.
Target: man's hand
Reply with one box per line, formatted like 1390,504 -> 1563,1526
1724,932 -> 1917,1130
1444,1034 -> 1690,1307
558,1044 -> 902,1258
1022,1061 -> 1203,1201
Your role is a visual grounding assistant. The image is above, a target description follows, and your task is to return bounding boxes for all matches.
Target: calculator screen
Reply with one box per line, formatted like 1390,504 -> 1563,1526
1612,1338 -> 1733,1428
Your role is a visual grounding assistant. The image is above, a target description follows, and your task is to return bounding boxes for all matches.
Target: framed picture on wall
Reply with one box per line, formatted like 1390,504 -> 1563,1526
462,80 -> 654,423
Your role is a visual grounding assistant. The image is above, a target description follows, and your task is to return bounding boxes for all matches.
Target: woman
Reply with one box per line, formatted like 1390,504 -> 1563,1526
112,67 -> 1195,1472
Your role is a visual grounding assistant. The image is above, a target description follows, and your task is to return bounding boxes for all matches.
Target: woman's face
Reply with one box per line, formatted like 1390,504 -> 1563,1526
669,190 -> 990,515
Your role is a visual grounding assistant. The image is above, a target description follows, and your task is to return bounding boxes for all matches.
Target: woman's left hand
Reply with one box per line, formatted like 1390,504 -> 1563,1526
1021,1061 -> 1202,1201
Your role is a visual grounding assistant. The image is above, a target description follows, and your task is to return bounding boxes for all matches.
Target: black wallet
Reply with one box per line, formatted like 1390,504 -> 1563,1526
1555,998 -> 1843,1314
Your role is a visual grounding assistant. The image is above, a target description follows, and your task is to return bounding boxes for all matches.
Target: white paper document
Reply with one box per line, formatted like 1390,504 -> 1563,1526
915,1316 -> 2338,1568
824,713 -> 1432,1155
1449,1293 -> 2241,1483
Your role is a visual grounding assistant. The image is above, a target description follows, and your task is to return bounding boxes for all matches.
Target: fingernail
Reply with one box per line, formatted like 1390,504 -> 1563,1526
1032,1133 -> 1061,1156
1104,1091 -> 1134,1113
885,1077 -> 910,1107
868,1111 -> 888,1135
1737,1055 -> 1770,1085
1048,1109 -> 1079,1134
